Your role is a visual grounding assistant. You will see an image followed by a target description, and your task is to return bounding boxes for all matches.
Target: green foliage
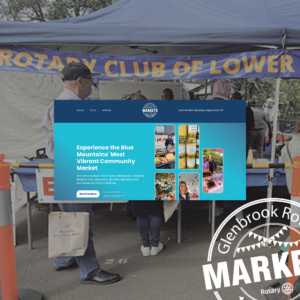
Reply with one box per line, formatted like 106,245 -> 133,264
227,78 -> 275,105
278,79 -> 300,120
46,0 -> 111,20
0,0 -> 111,21
227,78 -> 300,120
203,149 -> 223,167
0,0 -> 48,21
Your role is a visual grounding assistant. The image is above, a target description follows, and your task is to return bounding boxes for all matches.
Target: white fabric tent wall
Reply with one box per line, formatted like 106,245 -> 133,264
0,71 -> 63,210
1,71 -> 63,162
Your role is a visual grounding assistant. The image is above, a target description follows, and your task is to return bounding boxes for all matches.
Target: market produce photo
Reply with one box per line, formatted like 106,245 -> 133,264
178,125 -> 199,169
155,125 -> 176,169
155,173 -> 176,200
178,173 -> 200,200
202,149 -> 223,193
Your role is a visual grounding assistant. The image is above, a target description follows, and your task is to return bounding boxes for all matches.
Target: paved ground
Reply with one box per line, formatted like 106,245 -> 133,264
0,195 -> 293,300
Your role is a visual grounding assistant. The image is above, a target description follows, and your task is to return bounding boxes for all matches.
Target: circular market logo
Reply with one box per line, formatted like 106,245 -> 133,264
142,103 -> 158,118
202,198 -> 300,300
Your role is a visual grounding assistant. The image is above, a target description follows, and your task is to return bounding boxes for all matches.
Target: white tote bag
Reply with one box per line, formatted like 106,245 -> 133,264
48,212 -> 89,258
163,201 -> 179,222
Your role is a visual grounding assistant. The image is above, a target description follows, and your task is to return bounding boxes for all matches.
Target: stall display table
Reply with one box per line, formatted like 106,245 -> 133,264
206,184 -> 223,193
155,160 -> 175,169
13,159 -> 217,247
246,158 -> 286,187
202,182 -> 223,193
202,173 -> 224,193
12,159 -> 53,249
13,159 -> 127,250
277,130 -> 294,138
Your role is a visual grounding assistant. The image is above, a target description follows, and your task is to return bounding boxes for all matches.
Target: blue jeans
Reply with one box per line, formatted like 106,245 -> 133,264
136,214 -> 162,247
54,203 -> 101,280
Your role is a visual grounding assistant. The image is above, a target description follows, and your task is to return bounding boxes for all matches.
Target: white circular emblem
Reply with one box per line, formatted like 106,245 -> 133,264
282,283 -> 293,295
142,103 -> 158,118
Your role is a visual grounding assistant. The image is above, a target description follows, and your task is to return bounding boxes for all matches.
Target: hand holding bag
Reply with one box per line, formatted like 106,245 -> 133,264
48,212 -> 89,258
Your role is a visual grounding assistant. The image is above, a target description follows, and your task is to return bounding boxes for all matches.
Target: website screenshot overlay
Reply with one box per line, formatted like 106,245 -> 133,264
54,100 -> 246,201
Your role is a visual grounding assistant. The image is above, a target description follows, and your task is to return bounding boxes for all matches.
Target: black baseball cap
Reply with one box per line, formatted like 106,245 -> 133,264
61,62 -> 100,81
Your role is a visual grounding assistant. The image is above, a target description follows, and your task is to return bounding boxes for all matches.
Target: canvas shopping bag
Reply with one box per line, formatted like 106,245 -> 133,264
48,212 -> 89,258
164,201 -> 179,222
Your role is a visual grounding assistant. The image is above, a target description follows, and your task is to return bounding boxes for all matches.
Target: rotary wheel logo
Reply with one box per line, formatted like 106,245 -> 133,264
142,103 -> 158,118
282,283 -> 293,295
202,198 -> 300,300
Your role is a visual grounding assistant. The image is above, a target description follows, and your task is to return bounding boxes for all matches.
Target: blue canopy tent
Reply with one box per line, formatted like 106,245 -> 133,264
0,0 -> 300,55
1,0 -> 300,243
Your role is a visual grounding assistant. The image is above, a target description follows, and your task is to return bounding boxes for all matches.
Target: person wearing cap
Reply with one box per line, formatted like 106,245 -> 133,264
42,62 -> 121,285
202,156 -> 209,169
162,88 -> 174,100
43,62 -> 100,160
247,99 -> 272,158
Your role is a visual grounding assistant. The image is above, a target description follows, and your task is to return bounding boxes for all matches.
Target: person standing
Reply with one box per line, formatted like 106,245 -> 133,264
128,201 -> 164,256
246,105 -> 255,157
202,155 -> 209,169
165,135 -> 174,148
247,99 -> 272,158
280,121 -> 300,297
264,98 -> 276,138
280,121 -> 300,196
43,62 -> 121,285
179,181 -> 190,201
209,155 -> 217,174
264,98 -> 275,122
230,92 -> 242,100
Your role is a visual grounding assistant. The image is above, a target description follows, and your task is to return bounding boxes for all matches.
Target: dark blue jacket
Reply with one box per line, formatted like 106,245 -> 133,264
179,192 -> 190,200
165,138 -> 174,147
209,161 -> 217,173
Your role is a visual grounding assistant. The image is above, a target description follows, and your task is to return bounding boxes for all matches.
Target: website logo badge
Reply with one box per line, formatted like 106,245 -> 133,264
142,103 -> 158,118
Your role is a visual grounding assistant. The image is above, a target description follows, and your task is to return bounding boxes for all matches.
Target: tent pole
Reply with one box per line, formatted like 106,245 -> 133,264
245,78 -> 247,99
204,79 -> 208,99
267,77 -> 281,199
264,77 -> 281,243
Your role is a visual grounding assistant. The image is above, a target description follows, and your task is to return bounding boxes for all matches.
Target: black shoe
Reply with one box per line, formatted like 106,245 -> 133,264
53,260 -> 78,271
80,270 -> 121,285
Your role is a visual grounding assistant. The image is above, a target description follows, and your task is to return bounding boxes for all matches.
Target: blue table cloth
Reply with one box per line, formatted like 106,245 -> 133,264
12,158 -> 54,192
246,158 -> 287,187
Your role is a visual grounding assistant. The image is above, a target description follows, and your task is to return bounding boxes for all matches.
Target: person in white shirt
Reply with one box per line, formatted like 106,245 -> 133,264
43,62 -> 121,285
264,98 -> 275,122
